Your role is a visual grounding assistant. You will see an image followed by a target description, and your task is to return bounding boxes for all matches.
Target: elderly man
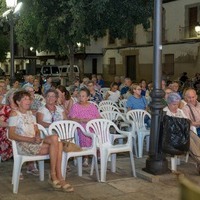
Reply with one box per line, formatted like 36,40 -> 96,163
182,88 -> 200,135
182,88 -> 200,173
120,77 -> 132,99
22,75 -> 35,88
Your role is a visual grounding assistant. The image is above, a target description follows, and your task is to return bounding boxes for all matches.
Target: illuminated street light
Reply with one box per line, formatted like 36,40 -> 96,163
2,0 -> 22,85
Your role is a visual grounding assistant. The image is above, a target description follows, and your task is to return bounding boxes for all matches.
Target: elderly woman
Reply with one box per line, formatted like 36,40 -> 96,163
37,89 -> 67,129
8,90 -> 73,192
126,83 -> 150,127
69,87 -> 100,167
164,92 -> 200,174
87,80 -> 102,104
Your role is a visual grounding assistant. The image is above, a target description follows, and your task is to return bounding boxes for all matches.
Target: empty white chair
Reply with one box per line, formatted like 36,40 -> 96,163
99,100 -> 118,108
100,111 -> 137,156
48,120 -> 99,180
98,104 -> 121,113
126,109 -> 151,158
86,119 -> 136,182
100,88 -> 110,99
118,99 -> 128,113
8,124 -> 49,194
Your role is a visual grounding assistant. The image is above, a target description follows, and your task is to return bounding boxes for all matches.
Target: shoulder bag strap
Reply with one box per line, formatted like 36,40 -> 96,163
187,104 -> 196,122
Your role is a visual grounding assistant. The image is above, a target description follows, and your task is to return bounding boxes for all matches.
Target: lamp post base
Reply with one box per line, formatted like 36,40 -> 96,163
143,156 -> 170,175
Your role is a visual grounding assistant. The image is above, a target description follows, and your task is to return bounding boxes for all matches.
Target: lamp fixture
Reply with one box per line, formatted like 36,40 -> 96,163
195,23 -> 200,36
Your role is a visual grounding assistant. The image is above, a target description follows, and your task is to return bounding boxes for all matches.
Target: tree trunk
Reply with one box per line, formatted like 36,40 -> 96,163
68,44 -> 75,85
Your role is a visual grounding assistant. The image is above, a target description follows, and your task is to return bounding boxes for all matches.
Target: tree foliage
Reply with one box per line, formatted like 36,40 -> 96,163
0,0 -> 9,62
15,0 -> 154,55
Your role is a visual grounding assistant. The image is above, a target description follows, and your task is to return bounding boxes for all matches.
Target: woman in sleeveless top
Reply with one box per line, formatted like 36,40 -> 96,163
8,91 -> 73,192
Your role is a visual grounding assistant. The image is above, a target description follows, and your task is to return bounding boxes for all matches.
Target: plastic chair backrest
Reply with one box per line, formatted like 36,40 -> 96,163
99,100 -> 118,108
126,109 -> 151,129
88,101 -> 99,108
98,105 -> 120,113
49,120 -> 85,143
86,119 -> 117,145
119,99 -> 127,108
100,88 -> 110,98
37,123 -> 49,138
100,111 -> 126,122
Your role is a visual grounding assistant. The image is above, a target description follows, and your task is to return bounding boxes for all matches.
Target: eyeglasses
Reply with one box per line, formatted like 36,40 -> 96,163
46,95 -> 56,98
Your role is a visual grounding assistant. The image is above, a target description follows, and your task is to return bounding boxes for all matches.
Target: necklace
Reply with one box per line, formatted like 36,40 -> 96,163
46,105 -> 56,122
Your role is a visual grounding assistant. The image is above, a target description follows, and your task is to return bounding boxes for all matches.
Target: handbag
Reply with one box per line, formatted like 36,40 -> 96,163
62,138 -> 82,152
162,115 -> 190,155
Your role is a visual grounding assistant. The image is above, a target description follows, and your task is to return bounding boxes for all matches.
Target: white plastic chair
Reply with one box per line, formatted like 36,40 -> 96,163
100,111 -> 137,156
118,99 -> 128,113
100,88 -> 110,99
8,124 -> 49,194
99,100 -> 118,108
48,120 -> 99,180
88,101 -> 99,108
71,97 -> 78,104
98,104 -> 121,113
126,109 -> 151,158
86,119 -> 136,182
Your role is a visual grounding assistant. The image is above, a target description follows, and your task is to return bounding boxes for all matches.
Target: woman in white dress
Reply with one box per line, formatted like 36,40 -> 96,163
8,90 -> 73,192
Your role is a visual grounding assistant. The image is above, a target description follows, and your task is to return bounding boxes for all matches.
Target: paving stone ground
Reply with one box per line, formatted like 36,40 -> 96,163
0,154 -> 200,200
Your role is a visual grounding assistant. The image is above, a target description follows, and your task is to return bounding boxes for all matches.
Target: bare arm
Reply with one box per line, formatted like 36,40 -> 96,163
36,112 -> 51,128
104,92 -> 110,100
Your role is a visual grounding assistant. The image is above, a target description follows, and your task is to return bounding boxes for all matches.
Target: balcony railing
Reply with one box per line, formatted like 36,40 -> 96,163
179,25 -> 199,40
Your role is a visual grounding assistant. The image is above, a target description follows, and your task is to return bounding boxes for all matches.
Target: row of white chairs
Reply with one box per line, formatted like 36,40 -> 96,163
8,119 -> 136,193
99,109 -> 151,159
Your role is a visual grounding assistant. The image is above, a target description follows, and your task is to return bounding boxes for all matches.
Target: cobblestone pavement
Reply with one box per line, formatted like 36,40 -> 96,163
0,154 -> 200,200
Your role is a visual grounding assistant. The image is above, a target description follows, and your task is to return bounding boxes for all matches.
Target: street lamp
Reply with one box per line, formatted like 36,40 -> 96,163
195,23 -> 200,36
143,0 -> 169,175
2,0 -> 22,85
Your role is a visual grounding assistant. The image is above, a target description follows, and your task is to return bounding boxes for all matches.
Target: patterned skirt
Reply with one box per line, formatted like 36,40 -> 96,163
16,141 -> 43,155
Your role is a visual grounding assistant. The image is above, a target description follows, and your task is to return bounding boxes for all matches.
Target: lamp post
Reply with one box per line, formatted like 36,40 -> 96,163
3,0 -> 22,85
143,0 -> 169,175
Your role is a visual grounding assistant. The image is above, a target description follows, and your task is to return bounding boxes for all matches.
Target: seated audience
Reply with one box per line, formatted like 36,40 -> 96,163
164,92 -> 200,174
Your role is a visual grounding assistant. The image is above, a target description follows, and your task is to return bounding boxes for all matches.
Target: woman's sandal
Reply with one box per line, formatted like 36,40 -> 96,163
48,174 -> 61,189
59,180 -> 74,192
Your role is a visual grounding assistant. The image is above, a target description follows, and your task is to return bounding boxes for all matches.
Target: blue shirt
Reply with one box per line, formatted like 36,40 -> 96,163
120,86 -> 129,95
126,95 -> 147,110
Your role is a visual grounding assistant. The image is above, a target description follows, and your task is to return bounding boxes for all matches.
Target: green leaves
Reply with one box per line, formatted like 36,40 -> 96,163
15,0 -> 154,55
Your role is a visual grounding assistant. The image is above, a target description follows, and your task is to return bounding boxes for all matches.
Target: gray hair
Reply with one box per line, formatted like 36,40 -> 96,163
166,92 -> 181,104
5,88 -> 19,104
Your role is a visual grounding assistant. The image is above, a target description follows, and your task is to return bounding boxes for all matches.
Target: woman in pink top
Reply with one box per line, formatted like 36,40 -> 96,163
69,88 -> 100,166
